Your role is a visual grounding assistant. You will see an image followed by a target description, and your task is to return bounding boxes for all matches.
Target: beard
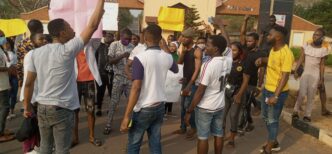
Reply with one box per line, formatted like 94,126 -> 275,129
313,39 -> 323,46
267,39 -> 276,46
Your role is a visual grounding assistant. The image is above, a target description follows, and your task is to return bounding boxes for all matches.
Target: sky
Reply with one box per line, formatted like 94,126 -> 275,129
130,9 -> 142,17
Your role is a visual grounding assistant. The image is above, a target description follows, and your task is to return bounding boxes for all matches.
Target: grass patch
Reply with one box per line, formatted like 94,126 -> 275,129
291,47 -> 301,60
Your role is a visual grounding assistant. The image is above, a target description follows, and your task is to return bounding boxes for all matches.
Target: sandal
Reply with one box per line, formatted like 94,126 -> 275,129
303,117 -> 311,122
322,110 -> 332,116
0,134 -> 15,143
226,141 -> 235,148
292,112 -> 299,120
90,138 -> 102,147
103,126 -> 112,135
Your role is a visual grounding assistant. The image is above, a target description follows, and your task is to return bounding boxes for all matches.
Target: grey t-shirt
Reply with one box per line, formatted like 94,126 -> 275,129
27,37 -> 84,110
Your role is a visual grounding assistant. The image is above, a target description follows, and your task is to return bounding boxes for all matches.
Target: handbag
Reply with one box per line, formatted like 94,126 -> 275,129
225,83 -> 238,98
15,116 -> 39,142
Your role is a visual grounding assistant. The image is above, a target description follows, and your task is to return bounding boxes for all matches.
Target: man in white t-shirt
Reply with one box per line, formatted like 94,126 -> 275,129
125,29 -> 146,80
120,24 -> 178,154
185,35 -> 231,154
22,0 -> 105,153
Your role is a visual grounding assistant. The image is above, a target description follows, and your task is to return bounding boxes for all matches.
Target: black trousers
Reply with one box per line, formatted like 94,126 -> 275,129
96,72 -> 114,110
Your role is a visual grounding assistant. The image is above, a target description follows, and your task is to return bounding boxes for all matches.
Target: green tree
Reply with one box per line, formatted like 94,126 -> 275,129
118,9 -> 134,30
294,0 -> 332,36
0,0 -> 49,18
185,5 -> 203,30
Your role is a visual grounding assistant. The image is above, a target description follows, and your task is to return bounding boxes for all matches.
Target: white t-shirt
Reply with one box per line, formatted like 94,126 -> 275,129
197,56 -> 232,111
129,43 -> 146,61
131,47 -> 178,112
5,51 -> 18,67
27,37 -> 84,110
0,48 -> 10,91
20,51 -> 38,103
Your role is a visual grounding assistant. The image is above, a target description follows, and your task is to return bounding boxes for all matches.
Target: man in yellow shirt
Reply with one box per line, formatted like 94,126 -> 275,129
255,26 -> 294,154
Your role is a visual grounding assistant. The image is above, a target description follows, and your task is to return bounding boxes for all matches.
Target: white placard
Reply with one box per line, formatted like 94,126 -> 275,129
165,65 -> 183,103
102,3 -> 119,31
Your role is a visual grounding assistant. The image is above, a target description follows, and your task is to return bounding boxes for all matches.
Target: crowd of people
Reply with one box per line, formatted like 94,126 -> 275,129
0,0 -> 331,154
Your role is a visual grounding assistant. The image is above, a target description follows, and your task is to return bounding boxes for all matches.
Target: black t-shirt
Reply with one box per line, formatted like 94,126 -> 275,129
243,49 -> 267,86
228,60 -> 243,86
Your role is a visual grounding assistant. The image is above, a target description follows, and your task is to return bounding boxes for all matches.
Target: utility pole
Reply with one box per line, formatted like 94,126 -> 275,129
270,0 -> 275,15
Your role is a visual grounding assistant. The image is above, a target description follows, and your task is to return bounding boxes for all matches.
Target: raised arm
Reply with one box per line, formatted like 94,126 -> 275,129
213,17 -> 230,46
240,15 -> 250,45
80,0 -> 105,45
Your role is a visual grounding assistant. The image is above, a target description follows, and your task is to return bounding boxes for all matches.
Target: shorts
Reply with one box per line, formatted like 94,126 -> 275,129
195,107 -> 224,140
77,81 -> 95,112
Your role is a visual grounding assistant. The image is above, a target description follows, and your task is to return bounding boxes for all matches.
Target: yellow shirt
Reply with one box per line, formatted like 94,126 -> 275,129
265,45 -> 294,92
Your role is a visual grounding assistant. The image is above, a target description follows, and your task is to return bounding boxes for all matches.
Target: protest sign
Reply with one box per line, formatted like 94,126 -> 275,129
49,0 -> 103,38
103,3 -> 119,31
158,7 -> 185,32
0,19 -> 27,37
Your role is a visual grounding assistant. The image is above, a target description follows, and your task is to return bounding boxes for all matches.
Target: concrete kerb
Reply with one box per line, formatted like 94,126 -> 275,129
281,110 -> 332,147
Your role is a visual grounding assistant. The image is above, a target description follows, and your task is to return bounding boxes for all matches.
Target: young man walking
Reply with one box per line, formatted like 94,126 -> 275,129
185,35 -> 231,154
104,28 -> 134,135
255,26 -> 294,154
23,0 -> 105,153
120,24 -> 178,154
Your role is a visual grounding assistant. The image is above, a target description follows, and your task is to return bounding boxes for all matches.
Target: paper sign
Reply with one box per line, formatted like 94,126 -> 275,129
103,3 -> 119,31
165,65 -> 183,103
275,14 -> 286,27
0,19 -> 27,37
49,0 -> 103,38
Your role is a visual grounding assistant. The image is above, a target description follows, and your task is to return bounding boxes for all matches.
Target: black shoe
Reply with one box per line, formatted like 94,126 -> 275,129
292,112 -> 299,119
303,116 -> 311,122
96,110 -> 102,117
245,123 -> 255,132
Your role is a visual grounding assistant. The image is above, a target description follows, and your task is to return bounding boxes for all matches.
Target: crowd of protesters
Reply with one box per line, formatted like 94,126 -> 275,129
0,1 -> 331,154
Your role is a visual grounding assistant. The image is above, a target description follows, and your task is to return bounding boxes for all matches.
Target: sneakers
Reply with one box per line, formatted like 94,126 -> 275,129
260,141 -> 281,153
6,114 -> 16,120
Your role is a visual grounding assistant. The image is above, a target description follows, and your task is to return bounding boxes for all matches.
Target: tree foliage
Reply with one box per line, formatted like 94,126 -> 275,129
185,5 -> 203,30
0,0 -> 49,18
294,0 -> 332,36
118,9 -> 134,30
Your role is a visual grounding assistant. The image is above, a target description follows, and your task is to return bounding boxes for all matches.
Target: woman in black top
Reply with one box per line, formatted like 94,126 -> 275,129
223,42 -> 245,148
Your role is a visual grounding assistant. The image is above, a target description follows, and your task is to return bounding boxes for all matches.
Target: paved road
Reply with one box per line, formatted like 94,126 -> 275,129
1,95 -> 332,154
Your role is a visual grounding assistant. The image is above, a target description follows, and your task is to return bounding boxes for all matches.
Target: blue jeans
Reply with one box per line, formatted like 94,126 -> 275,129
180,85 -> 197,130
261,89 -> 288,142
37,104 -> 74,154
128,103 -> 165,154
0,90 -> 10,135
195,108 -> 224,140
9,76 -> 18,110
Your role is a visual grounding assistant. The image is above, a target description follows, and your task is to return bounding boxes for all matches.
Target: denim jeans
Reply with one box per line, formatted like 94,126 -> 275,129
180,85 -> 197,130
195,108 -> 224,140
128,103 -> 165,154
261,89 -> 288,142
9,76 -> 18,110
0,90 -> 10,135
37,104 -> 74,154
